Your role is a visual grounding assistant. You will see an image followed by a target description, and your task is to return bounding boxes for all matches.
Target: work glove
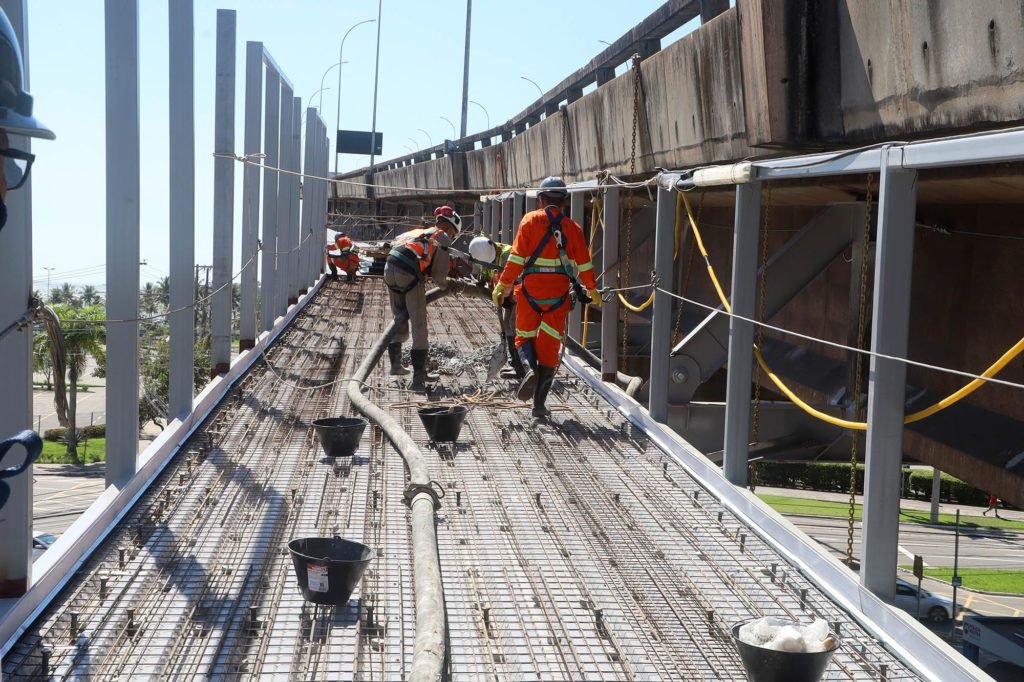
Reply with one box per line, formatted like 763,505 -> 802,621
587,288 -> 603,309
492,280 -> 510,308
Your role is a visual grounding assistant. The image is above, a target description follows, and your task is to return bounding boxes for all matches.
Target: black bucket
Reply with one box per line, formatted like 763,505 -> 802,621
731,620 -> 840,682
288,537 -> 375,605
417,405 -> 469,443
312,417 -> 368,458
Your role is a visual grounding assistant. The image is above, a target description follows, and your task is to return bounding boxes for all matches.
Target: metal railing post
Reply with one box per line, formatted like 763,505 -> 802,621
648,185 -> 678,424
274,82 -> 293,318
567,189 -> 584,339
168,0 -> 195,416
239,41 -> 263,350
287,96 -> 301,304
0,0 -> 33,597
600,186 -> 620,381
211,9 -> 236,375
260,69 -> 280,331
104,0 -> 141,488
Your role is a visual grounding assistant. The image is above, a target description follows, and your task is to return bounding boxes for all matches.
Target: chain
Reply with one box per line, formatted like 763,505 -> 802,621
621,54 -> 642,365
846,173 -> 874,567
749,182 -> 772,490
671,191 -> 702,345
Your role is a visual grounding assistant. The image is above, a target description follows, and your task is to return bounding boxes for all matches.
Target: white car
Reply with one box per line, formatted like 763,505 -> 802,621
894,578 -> 953,623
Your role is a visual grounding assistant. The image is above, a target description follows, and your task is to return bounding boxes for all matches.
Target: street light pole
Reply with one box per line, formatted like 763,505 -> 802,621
309,87 -> 330,111
367,0 -> 384,174
416,128 -> 433,147
459,0 -> 472,138
520,75 -> 543,98
469,100 -> 489,129
440,116 -> 456,139
44,266 -> 54,300
333,18 -> 376,176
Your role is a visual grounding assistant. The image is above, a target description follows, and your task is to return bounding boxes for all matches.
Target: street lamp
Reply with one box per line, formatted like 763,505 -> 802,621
469,100 -> 490,128
309,86 -> 330,111
43,266 -> 55,299
316,61 -> 348,112
403,144 -> 416,155
598,39 -> 611,47
416,128 -> 433,147
520,76 -> 543,98
440,116 -> 457,139
333,18 -> 376,175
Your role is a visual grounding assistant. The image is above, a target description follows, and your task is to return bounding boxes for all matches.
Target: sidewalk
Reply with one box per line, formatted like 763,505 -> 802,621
756,486 -> 1024,522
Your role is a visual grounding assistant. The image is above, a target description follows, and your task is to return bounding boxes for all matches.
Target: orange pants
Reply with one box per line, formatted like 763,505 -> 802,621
513,294 -> 569,368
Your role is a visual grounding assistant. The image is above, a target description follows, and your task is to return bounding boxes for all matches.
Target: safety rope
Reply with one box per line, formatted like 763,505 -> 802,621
679,190 -> 1024,430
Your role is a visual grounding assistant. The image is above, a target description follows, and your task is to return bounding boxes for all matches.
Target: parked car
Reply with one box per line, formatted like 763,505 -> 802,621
32,532 -> 57,561
894,578 -> 953,623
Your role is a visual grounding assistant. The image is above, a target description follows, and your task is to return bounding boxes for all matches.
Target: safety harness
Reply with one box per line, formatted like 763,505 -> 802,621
387,227 -> 443,295
519,207 -> 589,314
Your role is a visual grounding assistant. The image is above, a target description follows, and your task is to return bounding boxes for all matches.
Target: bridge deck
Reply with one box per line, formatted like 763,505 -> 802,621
2,279 -> 919,680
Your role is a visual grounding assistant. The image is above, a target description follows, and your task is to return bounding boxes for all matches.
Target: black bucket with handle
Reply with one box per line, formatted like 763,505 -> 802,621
311,417 -> 368,458
417,405 -> 469,443
731,619 -> 840,682
288,537 -> 375,606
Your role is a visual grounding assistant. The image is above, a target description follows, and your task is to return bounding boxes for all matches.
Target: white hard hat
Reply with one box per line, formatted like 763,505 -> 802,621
469,236 -> 496,263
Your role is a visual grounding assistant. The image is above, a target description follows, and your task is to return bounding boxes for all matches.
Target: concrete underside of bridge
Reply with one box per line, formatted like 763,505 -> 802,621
330,0 -> 1024,508
1,279 -> 924,680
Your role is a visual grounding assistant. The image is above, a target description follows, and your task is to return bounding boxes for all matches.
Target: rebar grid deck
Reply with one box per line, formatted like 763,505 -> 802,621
2,281 -> 923,680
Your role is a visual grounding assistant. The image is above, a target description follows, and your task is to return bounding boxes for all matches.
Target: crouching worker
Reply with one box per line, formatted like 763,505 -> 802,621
469,235 -> 525,379
326,231 -> 360,281
383,206 -> 461,391
492,177 -> 601,418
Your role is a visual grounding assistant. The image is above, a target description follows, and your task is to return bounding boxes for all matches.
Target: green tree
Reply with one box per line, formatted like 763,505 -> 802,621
33,333 -> 53,390
156,276 -> 170,310
53,304 -> 106,463
80,285 -> 102,306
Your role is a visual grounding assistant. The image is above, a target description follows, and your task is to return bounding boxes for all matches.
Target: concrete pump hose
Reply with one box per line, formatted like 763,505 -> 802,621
347,286 -> 449,682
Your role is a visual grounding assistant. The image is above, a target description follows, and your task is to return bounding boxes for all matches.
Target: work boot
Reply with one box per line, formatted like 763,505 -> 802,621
516,342 -> 538,400
507,336 -> 526,379
532,365 -> 557,419
346,271 -> 356,283
387,343 -> 410,376
410,348 -> 439,391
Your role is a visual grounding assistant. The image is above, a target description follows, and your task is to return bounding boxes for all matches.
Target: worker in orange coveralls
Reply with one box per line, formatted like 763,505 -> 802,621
492,177 -> 601,418
326,231 -> 359,281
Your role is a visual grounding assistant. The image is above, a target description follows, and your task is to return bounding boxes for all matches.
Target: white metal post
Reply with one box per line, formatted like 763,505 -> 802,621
648,186 -> 677,424
210,9 -> 235,375
168,0 -> 195,418
239,41 -> 262,350
288,96 -> 301,304
274,82 -> 293,318
300,108 -> 316,292
600,186 -> 620,381
490,199 -> 500,242
567,189 -> 584,339
0,0 -> 34,597
260,68 -> 280,332
104,0 -> 140,488
500,197 -> 511,244
861,148 -> 918,601
473,202 -> 482,236
722,182 -> 762,483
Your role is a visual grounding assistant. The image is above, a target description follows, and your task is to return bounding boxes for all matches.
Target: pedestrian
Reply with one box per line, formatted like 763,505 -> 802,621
326,230 -> 359,282
983,494 -> 1001,518
468,235 -> 524,379
492,177 -> 601,418
383,206 -> 461,391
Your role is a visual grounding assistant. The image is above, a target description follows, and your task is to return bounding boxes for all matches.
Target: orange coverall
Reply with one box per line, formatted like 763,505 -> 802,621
498,206 -> 596,368
327,234 -> 359,274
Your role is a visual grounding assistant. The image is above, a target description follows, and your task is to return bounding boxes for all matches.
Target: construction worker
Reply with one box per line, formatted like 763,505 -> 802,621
383,206 -> 461,390
492,177 -> 600,418
0,7 -> 53,233
469,235 -> 525,379
326,230 -> 359,281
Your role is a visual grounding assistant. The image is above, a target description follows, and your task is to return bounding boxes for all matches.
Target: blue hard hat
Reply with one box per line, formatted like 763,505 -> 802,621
0,9 -> 53,140
538,176 -> 567,198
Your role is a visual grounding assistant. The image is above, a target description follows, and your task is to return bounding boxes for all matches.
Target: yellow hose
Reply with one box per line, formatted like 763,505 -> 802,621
681,193 -> 1024,429
617,290 -> 655,312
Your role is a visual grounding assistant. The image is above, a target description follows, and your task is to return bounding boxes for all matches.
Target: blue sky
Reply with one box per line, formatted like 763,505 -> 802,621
25,0 -> 698,290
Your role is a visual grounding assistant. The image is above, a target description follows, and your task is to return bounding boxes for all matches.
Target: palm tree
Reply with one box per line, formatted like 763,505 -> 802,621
80,285 -> 102,306
56,283 -> 78,308
53,304 -> 106,463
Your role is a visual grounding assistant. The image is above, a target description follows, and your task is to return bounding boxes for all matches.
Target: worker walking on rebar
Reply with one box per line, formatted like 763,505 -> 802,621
469,235 -> 525,379
492,177 -> 601,418
326,231 -> 359,282
383,206 -> 460,391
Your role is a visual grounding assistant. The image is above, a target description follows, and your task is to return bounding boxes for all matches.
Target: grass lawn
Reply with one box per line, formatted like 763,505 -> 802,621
898,566 -> 1024,594
758,494 -> 1024,532
39,437 -> 106,464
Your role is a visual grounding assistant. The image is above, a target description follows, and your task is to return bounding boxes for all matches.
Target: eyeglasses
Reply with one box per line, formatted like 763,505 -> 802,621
0,147 -> 33,191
